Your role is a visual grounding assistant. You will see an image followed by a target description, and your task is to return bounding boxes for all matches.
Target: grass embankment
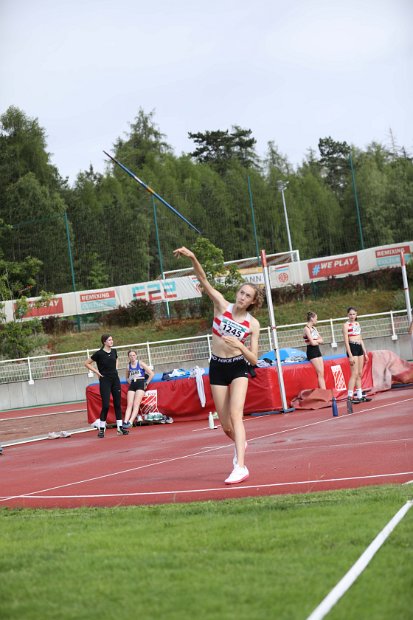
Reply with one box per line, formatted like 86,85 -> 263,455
1,485 -> 412,620
50,289 -> 398,354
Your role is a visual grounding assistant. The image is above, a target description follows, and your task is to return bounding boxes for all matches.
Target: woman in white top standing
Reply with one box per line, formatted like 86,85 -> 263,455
343,306 -> 370,403
303,312 -> 326,389
174,246 -> 262,485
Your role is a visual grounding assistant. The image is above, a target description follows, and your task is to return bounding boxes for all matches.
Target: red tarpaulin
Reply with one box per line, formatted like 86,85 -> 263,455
86,355 -> 366,423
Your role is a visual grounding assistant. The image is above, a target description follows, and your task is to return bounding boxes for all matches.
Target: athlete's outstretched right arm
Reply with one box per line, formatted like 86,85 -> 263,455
173,247 -> 225,308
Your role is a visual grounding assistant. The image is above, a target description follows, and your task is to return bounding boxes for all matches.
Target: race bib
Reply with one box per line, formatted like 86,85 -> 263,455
220,317 -> 249,340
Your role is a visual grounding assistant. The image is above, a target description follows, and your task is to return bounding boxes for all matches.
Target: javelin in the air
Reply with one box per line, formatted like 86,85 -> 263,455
103,150 -> 202,234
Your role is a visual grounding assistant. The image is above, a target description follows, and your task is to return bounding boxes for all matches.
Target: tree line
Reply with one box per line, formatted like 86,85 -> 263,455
1,105 -> 412,301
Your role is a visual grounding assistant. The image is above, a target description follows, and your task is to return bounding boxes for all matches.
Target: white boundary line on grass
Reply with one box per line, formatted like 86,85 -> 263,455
306,500 -> 413,620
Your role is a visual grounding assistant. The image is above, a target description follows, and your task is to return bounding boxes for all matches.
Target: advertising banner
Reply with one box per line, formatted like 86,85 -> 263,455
2,242 -> 412,323
307,255 -> 359,279
271,265 -> 291,287
79,290 -> 117,312
375,245 -> 411,267
14,297 -> 64,319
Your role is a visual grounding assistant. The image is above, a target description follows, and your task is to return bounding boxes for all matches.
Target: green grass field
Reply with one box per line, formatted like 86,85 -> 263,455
1,485 -> 412,620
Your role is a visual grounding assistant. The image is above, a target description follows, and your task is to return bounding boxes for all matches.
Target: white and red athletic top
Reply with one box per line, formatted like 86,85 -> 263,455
346,321 -> 361,337
212,304 -> 251,343
304,326 -> 320,344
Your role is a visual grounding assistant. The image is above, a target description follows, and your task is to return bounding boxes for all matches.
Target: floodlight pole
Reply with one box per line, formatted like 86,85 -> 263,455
277,180 -> 293,256
400,250 -> 412,325
64,211 -> 81,332
261,249 -> 294,413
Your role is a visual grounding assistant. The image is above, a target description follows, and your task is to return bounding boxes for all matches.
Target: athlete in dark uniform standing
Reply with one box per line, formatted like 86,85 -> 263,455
85,334 -> 129,437
174,246 -> 262,485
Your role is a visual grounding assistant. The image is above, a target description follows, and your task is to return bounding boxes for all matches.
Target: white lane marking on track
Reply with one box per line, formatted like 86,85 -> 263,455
193,396 -> 413,433
1,472 -> 412,501
2,428 -> 93,447
251,437 -> 413,455
0,408 -> 86,422
306,500 -> 413,620
247,397 -> 413,445
2,397 -> 411,503
0,444 -> 234,502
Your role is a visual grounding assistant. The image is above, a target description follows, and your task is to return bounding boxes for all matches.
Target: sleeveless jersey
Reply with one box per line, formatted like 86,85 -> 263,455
212,304 -> 251,343
128,361 -> 145,381
304,326 -> 320,343
346,321 -> 361,337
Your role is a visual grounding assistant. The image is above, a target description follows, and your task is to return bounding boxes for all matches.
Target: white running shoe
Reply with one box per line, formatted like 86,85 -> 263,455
232,441 -> 248,468
225,466 -> 249,485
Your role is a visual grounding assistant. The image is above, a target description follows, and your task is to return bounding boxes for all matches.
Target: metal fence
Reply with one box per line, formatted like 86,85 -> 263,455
0,310 -> 410,385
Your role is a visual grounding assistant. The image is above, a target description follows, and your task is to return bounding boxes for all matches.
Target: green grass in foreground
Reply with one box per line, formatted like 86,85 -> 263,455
0,485 -> 412,620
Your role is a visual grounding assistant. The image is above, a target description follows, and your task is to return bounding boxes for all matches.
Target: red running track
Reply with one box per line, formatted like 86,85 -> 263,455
1,388 -> 412,509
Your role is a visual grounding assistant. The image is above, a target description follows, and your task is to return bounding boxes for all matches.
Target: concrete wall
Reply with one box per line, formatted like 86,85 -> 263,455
0,374 -> 91,411
1,335 -> 412,411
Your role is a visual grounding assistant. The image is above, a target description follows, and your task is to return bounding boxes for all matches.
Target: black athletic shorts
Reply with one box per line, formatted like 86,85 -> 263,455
347,342 -> 364,357
209,354 -> 249,386
128,379 -> 145,392
306,345 -> 322,360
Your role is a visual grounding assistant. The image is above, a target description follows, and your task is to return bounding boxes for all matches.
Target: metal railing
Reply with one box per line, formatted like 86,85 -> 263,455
0,310 -> 410,385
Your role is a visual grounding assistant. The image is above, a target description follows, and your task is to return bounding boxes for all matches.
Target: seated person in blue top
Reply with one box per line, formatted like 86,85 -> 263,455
122,350 -> 155,428
174,246 -> 263,486
303,311 -> 326,389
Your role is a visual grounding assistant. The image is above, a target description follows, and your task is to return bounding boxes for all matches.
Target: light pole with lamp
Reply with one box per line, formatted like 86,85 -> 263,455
277,180 -> 293,255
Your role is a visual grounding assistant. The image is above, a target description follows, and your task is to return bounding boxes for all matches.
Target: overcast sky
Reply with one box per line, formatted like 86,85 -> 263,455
1,0 -> 412,184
